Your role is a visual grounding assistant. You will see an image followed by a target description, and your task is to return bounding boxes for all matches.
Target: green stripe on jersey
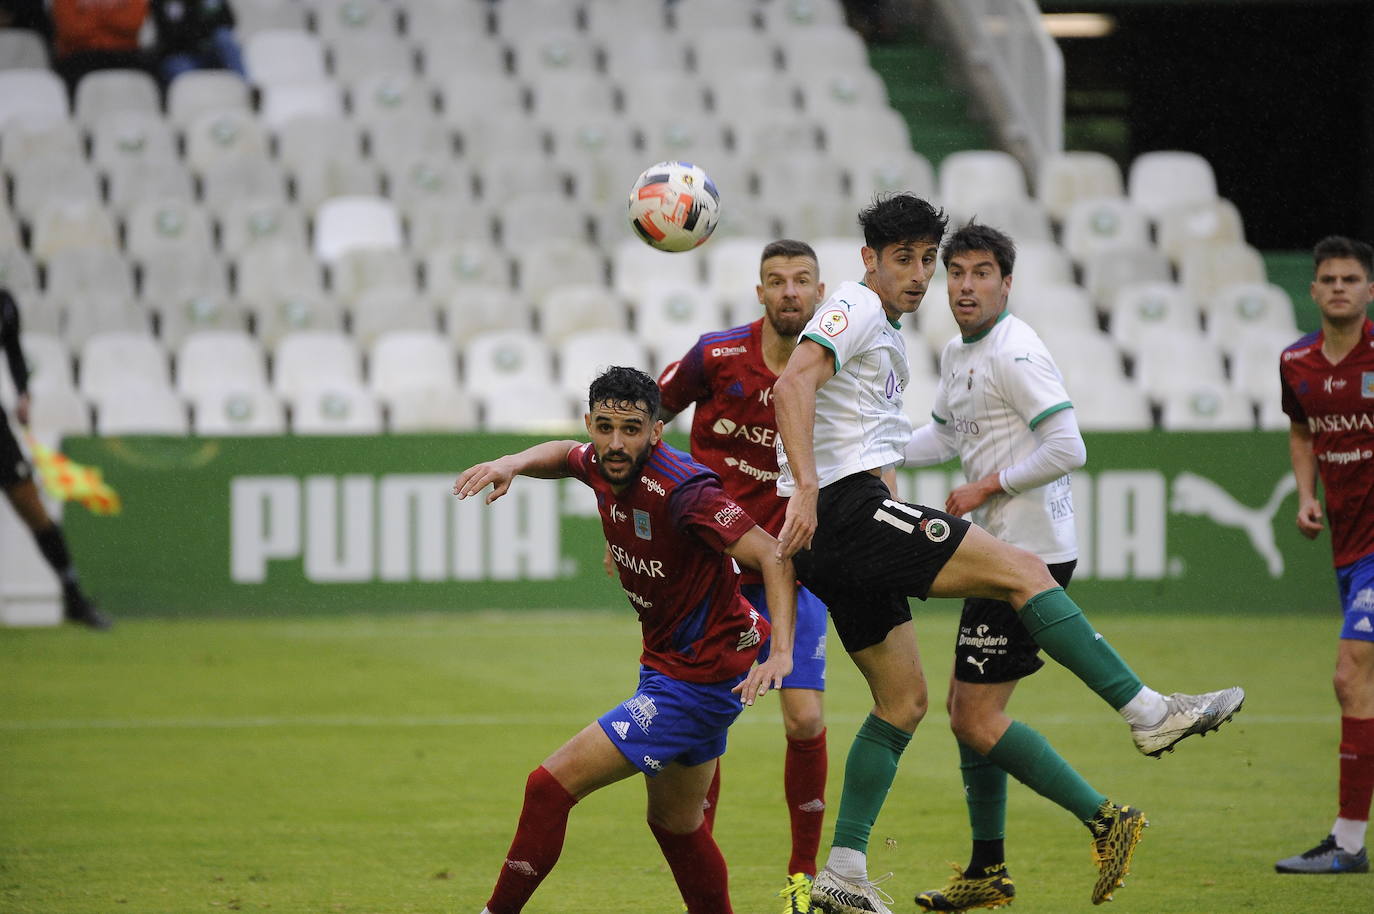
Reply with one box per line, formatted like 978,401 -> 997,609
804,332 -> 842,374
1029,401 -> 1073,430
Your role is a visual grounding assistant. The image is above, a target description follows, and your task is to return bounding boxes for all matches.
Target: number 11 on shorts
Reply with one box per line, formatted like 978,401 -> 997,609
873,499 -> 923,533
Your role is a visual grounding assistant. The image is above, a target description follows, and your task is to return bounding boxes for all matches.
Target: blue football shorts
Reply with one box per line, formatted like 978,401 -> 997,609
1336,552 -> 1374,643
741,582 -> 827,691
596,665 -> 747,776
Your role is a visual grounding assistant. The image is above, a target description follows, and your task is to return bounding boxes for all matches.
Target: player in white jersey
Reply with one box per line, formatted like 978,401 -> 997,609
772,196 -> 1245,914
906,221 -> 1140,911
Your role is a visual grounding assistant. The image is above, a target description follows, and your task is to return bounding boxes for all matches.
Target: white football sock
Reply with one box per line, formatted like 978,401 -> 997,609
826,846 -> 868,880
1333,817 -> 1368,853
1119,686 -> 1167,728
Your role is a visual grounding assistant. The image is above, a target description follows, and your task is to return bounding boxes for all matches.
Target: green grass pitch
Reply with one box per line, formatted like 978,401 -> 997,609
1,607 -> 1369,913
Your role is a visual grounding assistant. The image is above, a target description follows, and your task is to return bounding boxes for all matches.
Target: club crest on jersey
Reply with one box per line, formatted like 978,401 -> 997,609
633,508 -> 652,540
921,517 -> 952,543
818,309 -> 848,337
1363,372 -> 1374,398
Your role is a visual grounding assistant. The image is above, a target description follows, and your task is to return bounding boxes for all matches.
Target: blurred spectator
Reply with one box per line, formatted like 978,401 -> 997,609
0,0 -> 52,41
150,0 -> 243,86
50,0 -> 151,98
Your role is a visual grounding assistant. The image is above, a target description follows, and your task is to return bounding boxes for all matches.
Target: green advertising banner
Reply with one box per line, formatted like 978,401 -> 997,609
59,431 -> 1338,617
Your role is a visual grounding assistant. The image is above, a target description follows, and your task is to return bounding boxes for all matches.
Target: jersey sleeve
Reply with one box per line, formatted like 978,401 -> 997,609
801,292 -> 888,374
1279,365 -> 1306,424
657,339 -> 709,416
998,341 -> 1072,430
566,442 -> 595,483
669,476 -> 755,552
930,339 -> 954,423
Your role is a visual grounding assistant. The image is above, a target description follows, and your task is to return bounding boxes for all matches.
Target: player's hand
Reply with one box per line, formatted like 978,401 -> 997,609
777,486 -> 817,559
452,458 -> 516,504
602,542 -> 615,577
732,654 -> 793,707
1296,497 -> 1325,539
14,392 -> 29,426
945,474 -> 1000,516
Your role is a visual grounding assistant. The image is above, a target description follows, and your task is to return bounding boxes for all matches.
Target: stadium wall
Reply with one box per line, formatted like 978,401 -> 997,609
58,431 -> 1335,618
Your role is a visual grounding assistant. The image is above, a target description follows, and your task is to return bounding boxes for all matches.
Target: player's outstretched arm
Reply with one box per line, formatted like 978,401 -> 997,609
1288,421 -> 1324,538
452,440 -> 581,504
773,339 -> 834,559
727,525 -> 796,706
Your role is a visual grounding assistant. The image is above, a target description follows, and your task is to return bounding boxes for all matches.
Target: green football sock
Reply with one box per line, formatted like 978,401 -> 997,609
986,720 -> 1106,823
1020,587 -> 1143,710
958,740 -> 1007,842
831,713 -> 912,852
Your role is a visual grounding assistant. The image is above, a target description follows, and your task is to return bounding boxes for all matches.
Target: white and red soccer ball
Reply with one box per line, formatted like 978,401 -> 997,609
627,160 -> 721,252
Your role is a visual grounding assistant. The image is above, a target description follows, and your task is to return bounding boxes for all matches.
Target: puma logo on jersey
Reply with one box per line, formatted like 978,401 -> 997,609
965,656 -> 989,674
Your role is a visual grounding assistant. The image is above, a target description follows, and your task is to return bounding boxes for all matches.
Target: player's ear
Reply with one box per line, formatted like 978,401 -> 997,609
651,419 -> 664,445
756,283 -> 766,305
583,412 -> 593,436
861,245 -> 877,274
815,280 -> 826,301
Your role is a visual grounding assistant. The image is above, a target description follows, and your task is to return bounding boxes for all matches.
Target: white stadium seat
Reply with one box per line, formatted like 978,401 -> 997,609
176,331 -> 269,397
1036,150 -> 1124,224
274,331 -> 362,396
290,386 -> 383,435
462,330 -> 554,397
94,388 -> 189,436
78,332 -> 170,399
313,196 -> 404,263
1127,150 -> 1218,219
192,389 -> 288,436
244,29 -> 328,87
0,69 -> 67,129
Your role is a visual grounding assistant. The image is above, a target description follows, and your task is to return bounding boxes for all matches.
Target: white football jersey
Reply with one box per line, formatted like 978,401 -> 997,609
777,281 -> 913,495
932,311 -> 1077,562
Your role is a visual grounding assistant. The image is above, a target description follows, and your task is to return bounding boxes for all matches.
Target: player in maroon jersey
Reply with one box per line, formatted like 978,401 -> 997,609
454,366 -> 797,914
657,239 -> 830,911
0,288 -> 108,629
1276,236 -> 1374,874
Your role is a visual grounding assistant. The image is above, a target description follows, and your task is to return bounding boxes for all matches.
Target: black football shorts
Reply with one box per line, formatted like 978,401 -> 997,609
953,560 -> 1077,684
793,471 -> 970,654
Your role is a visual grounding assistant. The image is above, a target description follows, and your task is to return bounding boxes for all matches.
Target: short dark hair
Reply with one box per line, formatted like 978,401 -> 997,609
1313,235 -> 1374,278
941,220 -> 1016,276
588,365 -> 660,419
857,193 -> 948,254
760,238 -> 818,265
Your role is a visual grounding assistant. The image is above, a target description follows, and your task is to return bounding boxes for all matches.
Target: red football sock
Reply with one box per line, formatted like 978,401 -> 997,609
701,760 -> 721,834
485,766 -> 578,914
649,819 -> 734,914
785,729 -> 828,876
1339,717 -> 1374,822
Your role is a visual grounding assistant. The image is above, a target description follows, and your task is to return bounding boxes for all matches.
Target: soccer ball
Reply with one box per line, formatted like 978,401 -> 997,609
627,161 -> 721,252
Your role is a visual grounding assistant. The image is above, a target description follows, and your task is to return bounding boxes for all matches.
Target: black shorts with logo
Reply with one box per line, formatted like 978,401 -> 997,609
0,404 -> 32,488
793,472 -> 971,654
954,559 -> 1076,684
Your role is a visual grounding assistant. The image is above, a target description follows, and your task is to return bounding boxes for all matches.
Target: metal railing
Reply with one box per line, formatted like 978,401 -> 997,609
928,0 -> 1064,176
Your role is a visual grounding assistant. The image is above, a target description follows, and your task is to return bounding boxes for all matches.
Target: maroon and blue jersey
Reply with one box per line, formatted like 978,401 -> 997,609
568,440 -> 768,683
658,320 -> 785,585
1280,318 -> 1374,567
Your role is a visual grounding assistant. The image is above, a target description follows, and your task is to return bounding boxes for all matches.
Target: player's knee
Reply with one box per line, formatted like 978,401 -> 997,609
1334,666 -> 1361,708
1003,548 -> 1056,605
780,696 -> 824,740
875,693 -> 926,732
947,707 -> 995,754
645,805 -> 703,834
